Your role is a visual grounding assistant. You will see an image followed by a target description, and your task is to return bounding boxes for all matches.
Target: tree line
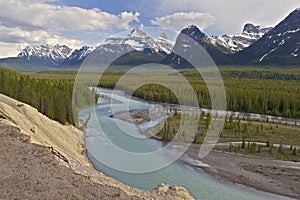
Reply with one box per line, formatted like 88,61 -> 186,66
0,68 -> 96,125
97,73 -> 300,119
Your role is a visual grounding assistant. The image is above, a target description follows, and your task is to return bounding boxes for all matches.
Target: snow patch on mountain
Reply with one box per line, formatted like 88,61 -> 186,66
64,46 -> 95,63
101,28 -> 174,54
124,40 -> 145,51
282,28 -> 300,36
210,23 -> 272,53
153,36 -> 175,54
18,44 -> 72,67
129,27 -> 148,37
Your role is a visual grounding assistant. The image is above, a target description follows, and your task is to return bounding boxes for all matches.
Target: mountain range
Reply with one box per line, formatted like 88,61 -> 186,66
210,23 -> 272,54
233,8 -> 300,66
0,8 -> 299,70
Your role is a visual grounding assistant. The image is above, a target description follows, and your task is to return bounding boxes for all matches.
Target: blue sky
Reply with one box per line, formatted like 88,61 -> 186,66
0,0 -> 299,58
55,0 -> 159,42
55,0 -> 300,35
55,0 -> 161,32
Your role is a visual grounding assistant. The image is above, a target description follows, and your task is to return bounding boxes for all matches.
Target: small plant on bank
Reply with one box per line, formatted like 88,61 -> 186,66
293,147 -> 297,156
0,114 -> 6,119
229,143 -> 233,150
266,139 -> 270,147
257,145 -> 262,153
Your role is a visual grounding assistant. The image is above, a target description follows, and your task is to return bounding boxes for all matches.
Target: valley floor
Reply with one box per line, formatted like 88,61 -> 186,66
188,144 -> 300,199
113,109 -> 300,199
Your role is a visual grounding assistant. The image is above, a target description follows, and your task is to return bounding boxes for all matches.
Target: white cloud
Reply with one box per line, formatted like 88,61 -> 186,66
0,0 -> 140,58
0,42 -> 27,58
0,26 -> 82,46
0,25 -> 83,58
151,12 -> 215,31
0,0 -> 140,31
152,0 -> 300,35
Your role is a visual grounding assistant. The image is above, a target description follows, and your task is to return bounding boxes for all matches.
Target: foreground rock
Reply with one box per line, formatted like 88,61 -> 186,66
0,94 -> 194,200
154,184 -> 194,200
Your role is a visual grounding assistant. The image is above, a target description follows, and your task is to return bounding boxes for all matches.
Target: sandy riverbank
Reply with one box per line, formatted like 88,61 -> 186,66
112,109 -> 300,199
188,145 -> 300,199
0,93 -> 194,200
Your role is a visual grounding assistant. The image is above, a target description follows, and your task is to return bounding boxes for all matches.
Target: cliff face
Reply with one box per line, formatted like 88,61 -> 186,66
0,93 -> 90,166
0,93 -> 194,200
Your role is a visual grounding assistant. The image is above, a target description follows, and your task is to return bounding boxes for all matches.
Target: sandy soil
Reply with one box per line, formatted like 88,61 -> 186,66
0,93 -> 194,200
113,109 -> 300,199
98,95 -> 123,105
188,144 -> 300,199
110,109 -> 150,125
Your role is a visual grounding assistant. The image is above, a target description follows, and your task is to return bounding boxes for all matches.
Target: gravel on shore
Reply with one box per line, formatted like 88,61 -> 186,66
113,109 -> 300,199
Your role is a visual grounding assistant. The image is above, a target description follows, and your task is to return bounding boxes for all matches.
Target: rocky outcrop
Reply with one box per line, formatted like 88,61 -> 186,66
154,184 -> 194,200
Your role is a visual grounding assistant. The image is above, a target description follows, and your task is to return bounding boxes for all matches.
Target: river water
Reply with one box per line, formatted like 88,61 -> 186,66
79,89 -> 292,200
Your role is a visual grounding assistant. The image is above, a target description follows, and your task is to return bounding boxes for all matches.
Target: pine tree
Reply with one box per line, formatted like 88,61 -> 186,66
278,142 -> 283,153
229,114 -> 234,129
266,139 -> 270,147
206,112 -> 211,129
242,136 -> 246,149
224,116 -> 229,129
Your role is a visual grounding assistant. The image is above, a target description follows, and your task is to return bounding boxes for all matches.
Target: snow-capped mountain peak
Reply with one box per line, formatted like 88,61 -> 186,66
18,44 -> 72,66
102,28 -> 174,54
66,46 -> 95,61
243,23 -> 271,35
234,8 -> 300,65
153,34 -> 175,54
160,32 -> 168,39
210,23 -> 273,53
184,24 -> 206,39
59,46 -> 95,67
129,27 -> 147,37
60,29 -> 175,67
